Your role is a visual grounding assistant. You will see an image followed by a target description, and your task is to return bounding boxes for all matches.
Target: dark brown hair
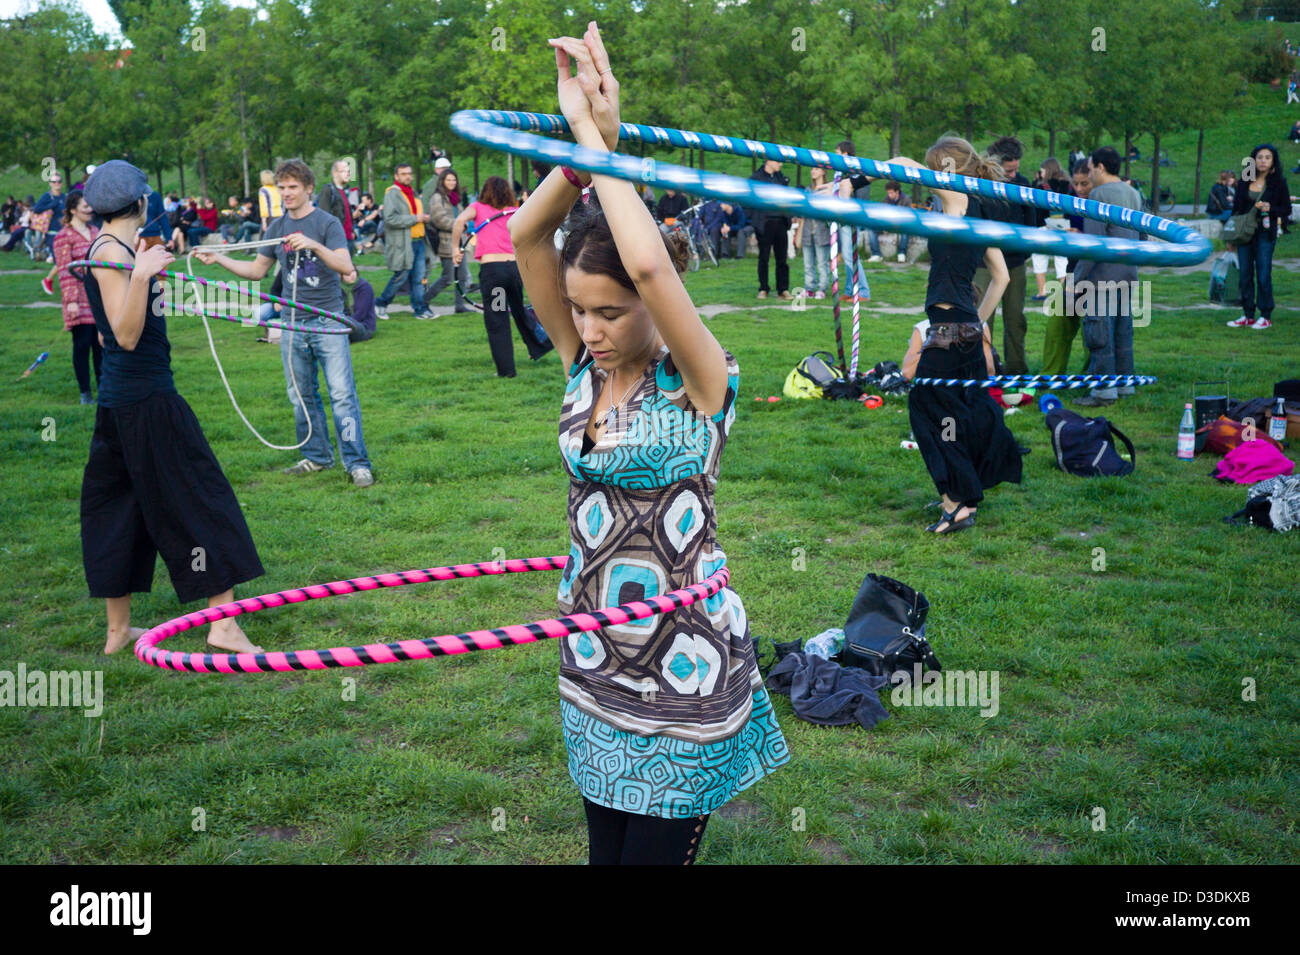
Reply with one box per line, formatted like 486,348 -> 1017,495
61,189 -> 86,227
559,203 -> 689,293
479,176 -> 516,210
437,168 -> 461,203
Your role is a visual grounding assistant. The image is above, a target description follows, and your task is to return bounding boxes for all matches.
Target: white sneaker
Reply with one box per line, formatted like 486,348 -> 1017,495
374,305 -> 388,320
867,254 -> 882,263
897,253 -> 907,262
1250,317 -> 1272,329
1226,315 -> 1252,327
350,466 -> 375,487
812,291 -> 825,300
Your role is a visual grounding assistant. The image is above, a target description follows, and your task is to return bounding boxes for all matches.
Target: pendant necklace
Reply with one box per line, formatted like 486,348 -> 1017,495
596,365 -> 643,431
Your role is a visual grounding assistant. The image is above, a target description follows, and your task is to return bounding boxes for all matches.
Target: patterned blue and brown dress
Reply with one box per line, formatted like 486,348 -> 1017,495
556,343 -> 790,819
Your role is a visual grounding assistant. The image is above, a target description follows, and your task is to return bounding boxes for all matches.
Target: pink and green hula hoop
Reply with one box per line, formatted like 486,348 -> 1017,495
68,259 -> 353,335
135,555 -> 730,674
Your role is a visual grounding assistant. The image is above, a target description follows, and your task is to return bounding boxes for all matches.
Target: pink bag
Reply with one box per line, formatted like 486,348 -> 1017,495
1211,441 -> 1296,485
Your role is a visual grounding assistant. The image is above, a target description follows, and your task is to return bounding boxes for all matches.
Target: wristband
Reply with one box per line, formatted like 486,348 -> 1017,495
562,166 -> 591,189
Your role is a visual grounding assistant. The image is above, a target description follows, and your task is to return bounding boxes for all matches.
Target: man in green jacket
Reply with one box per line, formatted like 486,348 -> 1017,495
374,163 -> 432,319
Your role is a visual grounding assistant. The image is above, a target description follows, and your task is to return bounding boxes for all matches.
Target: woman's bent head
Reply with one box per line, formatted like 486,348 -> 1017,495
559,204 -> 690,371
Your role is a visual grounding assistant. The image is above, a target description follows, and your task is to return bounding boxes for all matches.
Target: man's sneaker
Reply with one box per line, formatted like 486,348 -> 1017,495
867,254 -> 883,263
1251,317 -> 1272,329
777,291 -> 793,301
413,311 -> 436,320
812,291 -> 826,300
374,305 -> 389,320
756,290 -> 768,300
41,276 -> 54,295
350,467 -> 375,488
896,253 -> 906,263
283,458 -> 328,475
79,391 -> 93,405
1226,315 -> 1252,327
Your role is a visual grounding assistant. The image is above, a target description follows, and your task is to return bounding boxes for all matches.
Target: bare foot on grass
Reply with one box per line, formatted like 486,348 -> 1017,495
206,619 -> 263,655
105,626 -> 148,655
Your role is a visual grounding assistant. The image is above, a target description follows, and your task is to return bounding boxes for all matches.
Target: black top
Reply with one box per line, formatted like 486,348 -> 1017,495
82,234 -> 176,408
655,192 -> 690,221
747,168 -> 791,230
925,195 -> 987,318
1231,171 -> 1292,242
980,173 -> 1034,268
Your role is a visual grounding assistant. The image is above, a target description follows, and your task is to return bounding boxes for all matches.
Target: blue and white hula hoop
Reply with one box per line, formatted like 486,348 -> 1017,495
911,373 -> 1158,390
450,110 -> 1211,267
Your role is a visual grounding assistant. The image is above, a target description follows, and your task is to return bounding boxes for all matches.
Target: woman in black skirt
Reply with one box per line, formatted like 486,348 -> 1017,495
893,137 -> 1023,534
77,161 -> 265,654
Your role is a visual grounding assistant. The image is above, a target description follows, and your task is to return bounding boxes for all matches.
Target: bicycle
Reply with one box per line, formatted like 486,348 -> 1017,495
663,201 -> 717,271
1130,178 -> 1176,214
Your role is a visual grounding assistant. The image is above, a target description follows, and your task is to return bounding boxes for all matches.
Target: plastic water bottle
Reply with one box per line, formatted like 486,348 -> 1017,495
1177,403 -> 1196,459
804,628 -> 844,659
1269,397 -> 1288,443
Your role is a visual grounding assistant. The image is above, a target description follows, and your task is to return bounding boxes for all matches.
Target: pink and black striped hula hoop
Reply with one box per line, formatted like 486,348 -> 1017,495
134,555 -> 730,675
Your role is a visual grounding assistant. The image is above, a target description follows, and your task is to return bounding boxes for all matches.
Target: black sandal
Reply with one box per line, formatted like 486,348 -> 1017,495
926,506 -> 976,534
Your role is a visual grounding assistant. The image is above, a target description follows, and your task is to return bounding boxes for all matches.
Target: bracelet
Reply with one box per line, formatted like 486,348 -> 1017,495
561,166 -> 591,189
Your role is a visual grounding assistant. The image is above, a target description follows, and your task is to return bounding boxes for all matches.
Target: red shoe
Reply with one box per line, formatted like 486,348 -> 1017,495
41,277 -> 54,295
1250,317 -> 1272,329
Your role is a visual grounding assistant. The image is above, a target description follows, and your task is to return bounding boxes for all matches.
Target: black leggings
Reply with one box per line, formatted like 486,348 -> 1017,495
478,260 -> 547,376
70,324 -> 103,394
583,798 -> 710,866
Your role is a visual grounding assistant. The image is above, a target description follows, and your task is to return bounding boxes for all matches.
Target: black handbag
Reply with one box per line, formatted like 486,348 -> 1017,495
840,574 -> 939,677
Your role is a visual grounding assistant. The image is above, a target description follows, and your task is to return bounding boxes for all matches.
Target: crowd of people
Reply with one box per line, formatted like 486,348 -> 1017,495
25,8 -> 1296,867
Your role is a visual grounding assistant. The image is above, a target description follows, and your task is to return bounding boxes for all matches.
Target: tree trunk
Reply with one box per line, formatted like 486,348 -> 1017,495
198,147 -> 208,201
507,153 -> 514,190
178,150 -> 185,195
366,146 -> 375,197
1123,131 -> 1132,180
474,151 -> 480,194
238,89 -> 250,197
890,111 -> 902,158
1193,128 -> 1205,215
1149,131 -> 1161,213
964,104 -> 974,143
1048,127 -> 1056,159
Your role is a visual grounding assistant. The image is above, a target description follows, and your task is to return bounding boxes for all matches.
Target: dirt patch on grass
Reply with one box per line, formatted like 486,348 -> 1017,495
252,825 -> 300,841
714,800 -> 762,822
809,835 -> 850,862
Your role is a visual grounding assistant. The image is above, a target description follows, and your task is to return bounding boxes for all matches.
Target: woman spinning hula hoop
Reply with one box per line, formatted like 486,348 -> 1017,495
893,138 -> 1025,535
510,21 -> 789,865
76,161 -> 265,656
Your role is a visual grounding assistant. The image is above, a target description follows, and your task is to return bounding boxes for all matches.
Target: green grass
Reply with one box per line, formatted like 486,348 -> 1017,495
0,244 -> 1296,865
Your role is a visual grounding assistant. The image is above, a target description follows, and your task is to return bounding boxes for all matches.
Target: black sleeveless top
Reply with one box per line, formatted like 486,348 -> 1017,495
924,194 -> 987,318
82,234 -> 176,408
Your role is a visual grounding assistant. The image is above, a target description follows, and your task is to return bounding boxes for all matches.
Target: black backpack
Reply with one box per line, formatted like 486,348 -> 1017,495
840,574 -> 939,678
1045,407 -> 1136,476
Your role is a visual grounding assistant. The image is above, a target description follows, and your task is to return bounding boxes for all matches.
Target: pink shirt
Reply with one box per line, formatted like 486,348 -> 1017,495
470,201 -> 517,259
53,224 -> 99,329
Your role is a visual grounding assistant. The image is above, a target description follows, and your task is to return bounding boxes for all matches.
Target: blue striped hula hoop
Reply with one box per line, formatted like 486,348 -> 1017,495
910,374 -> 1159,390
450,111 -> 1211,267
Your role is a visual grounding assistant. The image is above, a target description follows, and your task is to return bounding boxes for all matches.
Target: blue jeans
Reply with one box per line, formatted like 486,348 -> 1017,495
1208,209 -> 1232,223
1236,233 -> 1275,319
279,319 -> 370,471
801,240 -> 830,293
1084,310 -> 1134,400
376,237 -> 427,313
838,226 -> 870,297
868,230 -> 909,256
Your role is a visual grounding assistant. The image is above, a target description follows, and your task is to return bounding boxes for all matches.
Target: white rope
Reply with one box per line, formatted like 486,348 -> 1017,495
187,240 -> 314,451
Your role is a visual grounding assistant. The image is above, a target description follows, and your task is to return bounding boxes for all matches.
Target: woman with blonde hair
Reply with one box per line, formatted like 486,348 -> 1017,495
892,135 -> 1023,533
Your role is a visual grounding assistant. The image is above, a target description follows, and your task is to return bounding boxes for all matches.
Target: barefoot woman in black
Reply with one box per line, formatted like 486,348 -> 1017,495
77,161 -> 265,654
